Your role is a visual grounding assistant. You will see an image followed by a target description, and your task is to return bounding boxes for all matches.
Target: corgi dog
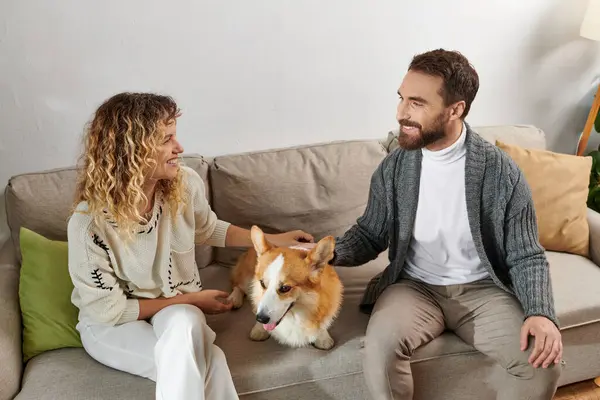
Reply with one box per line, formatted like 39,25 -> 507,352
228,226 -> 343,350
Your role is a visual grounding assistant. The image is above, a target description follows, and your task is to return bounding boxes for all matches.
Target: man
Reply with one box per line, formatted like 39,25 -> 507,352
300,49 -> 562,399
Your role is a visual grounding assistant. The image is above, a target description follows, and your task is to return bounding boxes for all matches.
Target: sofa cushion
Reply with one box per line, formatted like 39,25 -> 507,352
19,228 -> 81,362
547,251 -> 600,329
209,140 -> 388,266
497,141 -> 592,258
15,249 -> 600,399
200,250 -> 600,395
15,348 -> 154,400
473,124 -> 547,149
17,323 -> 600,400
383,124 -> 547,152
5,155 -> 214,268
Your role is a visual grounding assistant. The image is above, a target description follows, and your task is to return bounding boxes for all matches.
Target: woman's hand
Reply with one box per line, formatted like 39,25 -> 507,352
290,242 -> 317,251
186,290 -> 233,314
267,230 -> 314,247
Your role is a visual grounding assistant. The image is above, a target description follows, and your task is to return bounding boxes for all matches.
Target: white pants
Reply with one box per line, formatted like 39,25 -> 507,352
76,304 -> 239,400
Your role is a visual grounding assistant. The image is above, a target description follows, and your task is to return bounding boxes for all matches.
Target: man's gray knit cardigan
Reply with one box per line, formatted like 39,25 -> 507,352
332,122 -> 559,327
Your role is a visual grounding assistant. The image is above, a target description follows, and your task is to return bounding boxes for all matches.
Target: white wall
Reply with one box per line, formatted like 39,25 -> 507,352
1,0 -> 600,247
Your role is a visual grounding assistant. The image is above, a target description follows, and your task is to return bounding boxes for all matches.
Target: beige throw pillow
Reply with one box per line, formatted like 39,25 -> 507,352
496,140 -> 592,258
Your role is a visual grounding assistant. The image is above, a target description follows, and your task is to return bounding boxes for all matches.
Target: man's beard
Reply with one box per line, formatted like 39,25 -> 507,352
396,114 -> 447,150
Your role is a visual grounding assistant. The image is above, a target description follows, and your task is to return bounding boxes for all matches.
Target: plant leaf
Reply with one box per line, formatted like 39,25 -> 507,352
588,150 -> 600,177
595,107 -> 600,134
588,186 -> 600,212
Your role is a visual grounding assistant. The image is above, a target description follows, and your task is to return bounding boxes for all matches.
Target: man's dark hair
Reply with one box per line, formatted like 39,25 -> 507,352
408,49 -> 479,119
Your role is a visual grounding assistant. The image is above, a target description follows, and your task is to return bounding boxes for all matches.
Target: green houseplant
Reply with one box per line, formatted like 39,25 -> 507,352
587,110 -> 600,213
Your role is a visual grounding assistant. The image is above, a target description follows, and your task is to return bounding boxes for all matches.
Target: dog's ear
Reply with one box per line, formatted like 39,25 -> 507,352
307,236 -> 335,273
251,225 -> 272,256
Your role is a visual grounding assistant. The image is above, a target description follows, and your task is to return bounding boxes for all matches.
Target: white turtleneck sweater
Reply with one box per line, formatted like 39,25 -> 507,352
404,123 -> 489,285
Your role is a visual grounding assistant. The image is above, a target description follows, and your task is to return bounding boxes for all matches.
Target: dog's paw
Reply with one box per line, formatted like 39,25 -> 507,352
313,332 -> 335,350
250,323 -> 270,341
228,287 -> 245,309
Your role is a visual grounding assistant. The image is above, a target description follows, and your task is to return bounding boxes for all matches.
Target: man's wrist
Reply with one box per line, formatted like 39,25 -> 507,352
524,313 -> 560,329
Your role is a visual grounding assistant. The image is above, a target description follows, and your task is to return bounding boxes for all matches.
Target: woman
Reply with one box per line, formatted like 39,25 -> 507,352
67,92 -> 314,399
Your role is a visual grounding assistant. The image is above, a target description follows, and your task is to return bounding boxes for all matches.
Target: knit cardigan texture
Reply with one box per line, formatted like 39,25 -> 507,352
332,123 -> 558,327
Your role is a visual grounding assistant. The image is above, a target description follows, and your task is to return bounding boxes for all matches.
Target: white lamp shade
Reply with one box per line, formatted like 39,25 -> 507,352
581,0 -> 600,41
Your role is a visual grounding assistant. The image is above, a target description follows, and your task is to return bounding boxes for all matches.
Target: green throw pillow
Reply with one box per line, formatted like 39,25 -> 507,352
19,227 -> 82,362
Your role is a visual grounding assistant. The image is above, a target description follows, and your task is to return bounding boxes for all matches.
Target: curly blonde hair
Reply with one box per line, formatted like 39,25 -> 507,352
74,92 -> 186,238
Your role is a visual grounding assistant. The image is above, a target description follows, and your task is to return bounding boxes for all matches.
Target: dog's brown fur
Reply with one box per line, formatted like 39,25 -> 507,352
228,226 -> 343,349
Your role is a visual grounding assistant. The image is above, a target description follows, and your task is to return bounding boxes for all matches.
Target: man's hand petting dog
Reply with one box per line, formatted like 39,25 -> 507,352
521,316 -> 562,368
186,290 -> 233,314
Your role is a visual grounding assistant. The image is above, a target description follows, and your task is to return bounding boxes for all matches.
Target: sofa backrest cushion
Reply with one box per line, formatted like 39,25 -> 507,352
5,124 -> 549,269
209,140 -> 388,266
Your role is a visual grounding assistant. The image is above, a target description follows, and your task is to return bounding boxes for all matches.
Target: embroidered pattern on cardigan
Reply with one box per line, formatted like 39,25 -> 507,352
92,234 -> 110,255
125,284 -> 135,295
91,268 -> 112,291
138,204 -> 163,234
91,234 -> 114,291
102,194 -> 163,234
167,252 -> 202,292
167,255 -> 173,289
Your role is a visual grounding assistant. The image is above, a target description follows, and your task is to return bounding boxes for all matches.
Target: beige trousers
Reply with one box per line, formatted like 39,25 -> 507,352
363,273 -> 562,400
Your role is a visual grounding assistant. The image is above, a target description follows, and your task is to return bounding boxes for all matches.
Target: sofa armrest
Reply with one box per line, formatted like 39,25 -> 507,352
587,208 -> 600,266
0,241 -> 22,400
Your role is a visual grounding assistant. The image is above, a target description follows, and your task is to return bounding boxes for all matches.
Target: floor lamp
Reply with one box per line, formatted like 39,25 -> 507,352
576,0 -> 600,156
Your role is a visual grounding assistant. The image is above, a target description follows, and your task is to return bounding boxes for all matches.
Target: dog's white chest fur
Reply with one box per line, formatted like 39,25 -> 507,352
271,311 -> 319,347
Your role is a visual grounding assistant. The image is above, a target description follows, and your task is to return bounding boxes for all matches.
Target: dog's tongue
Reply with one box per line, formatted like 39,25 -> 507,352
263,323 -> 277,332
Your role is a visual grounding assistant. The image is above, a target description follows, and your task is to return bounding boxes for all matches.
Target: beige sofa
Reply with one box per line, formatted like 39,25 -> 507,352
1,125 -> 600,400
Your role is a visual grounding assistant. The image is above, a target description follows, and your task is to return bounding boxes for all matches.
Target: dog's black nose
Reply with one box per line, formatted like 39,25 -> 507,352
256,312 -> 270,324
